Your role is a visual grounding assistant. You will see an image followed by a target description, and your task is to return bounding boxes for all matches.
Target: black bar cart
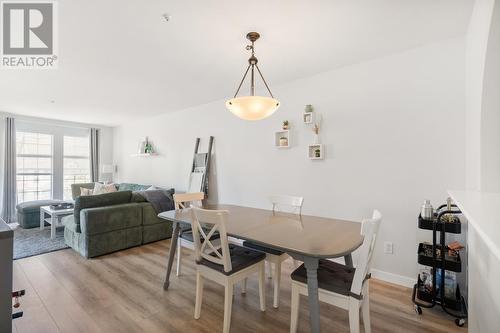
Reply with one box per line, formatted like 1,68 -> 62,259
412,202 -> 468,327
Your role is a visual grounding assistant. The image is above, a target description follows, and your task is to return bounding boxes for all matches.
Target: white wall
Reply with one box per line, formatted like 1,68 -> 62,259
113,38 -> 466,282
465,0 -> 495,190
480,0 -> 500,192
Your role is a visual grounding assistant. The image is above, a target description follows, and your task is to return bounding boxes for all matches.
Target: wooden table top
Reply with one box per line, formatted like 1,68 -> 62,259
158,204 -> 364,259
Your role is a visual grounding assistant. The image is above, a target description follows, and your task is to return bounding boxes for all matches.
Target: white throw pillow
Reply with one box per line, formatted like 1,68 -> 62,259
93,182 -> 117,195
80,187 -> 93,196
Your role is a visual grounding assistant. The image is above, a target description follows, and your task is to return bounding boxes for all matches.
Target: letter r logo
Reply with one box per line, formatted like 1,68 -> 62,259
2,2 -> 53,55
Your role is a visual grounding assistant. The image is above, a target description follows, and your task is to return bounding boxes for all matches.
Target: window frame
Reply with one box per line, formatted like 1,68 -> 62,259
16,131 -> 54,202
15,121 -> 91,202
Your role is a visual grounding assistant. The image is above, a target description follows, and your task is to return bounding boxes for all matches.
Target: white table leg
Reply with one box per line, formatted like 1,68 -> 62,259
50,215 -> 56,239
40,210 -> 44,230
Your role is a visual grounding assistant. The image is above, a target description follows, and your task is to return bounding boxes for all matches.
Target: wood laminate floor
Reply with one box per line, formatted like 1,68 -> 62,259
12,240 -> 466,333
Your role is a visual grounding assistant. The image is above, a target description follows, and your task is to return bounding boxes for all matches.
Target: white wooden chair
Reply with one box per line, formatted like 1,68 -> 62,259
190,207 -> 266,333
174,192 -> 217,276
289,210 -> 382,333
243,195 -> 304,308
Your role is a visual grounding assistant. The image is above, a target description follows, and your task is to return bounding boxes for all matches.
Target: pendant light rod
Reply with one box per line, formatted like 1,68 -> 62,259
249,38 -> 256,96
231,32 -> 274,99
250,63 -> 255,96
255,64 -> 274,98
233,64 -> 251,98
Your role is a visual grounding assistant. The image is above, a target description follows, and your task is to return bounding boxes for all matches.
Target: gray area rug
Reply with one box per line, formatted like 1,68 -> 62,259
13,226 -> 68,260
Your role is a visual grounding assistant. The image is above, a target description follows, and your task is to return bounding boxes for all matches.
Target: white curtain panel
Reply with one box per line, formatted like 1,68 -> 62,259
90,128 -> 100,182
1,117 -> 17,223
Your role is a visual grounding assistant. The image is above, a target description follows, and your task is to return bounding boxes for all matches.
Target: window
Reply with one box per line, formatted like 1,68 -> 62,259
16,132 -> 53,202
15,121 -> 94,203
63,136 -> 90,200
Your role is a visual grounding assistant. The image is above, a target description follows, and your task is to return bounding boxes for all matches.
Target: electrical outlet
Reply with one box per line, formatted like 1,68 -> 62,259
384,241 -> 393,254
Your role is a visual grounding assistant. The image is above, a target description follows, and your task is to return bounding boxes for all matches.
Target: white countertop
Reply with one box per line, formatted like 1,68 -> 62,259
449,190 -> 500,261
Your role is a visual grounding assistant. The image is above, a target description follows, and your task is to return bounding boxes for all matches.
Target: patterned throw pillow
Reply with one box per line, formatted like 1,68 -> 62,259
93,182 -> 118,195
80,187 -> 94,196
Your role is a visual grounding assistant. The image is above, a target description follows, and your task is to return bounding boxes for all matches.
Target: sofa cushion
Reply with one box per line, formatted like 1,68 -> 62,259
74,191 -> 132,231
142,222 -> 172,244
64,224 -> 142,258
118,183 -> 150,192
139,203 -> 161,226
131,192 -> 147,203
80,203 -> 142,235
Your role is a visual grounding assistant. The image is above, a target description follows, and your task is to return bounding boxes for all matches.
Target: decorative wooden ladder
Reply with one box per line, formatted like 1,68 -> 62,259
188,136 -> 214,198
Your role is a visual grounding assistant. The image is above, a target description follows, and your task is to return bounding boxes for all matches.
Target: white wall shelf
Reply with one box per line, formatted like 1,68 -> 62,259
308,144 -> 324,160
303,112 -> 315,124
275,130 -> 290,148
131,152 -> 159,157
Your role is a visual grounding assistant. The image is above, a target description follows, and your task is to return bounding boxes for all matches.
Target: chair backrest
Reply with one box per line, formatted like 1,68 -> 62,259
269,195 -> 304,215
190,207 -> 232,273
350,210 -> 382,296
173,192 -> 204,209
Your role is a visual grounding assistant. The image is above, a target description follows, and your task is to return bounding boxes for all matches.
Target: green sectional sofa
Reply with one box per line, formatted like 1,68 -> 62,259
63,183 -> 174,258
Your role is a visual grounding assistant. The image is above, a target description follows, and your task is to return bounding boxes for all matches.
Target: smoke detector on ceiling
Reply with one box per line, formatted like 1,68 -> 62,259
162,13 -> 172,22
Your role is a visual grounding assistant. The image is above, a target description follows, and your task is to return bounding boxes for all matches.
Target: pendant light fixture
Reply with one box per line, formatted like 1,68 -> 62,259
226,32 -> 280,121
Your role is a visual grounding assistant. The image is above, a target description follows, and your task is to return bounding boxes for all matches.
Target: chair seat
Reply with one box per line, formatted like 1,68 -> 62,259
197,244 -> 265,276
291,260 -> 355,296
180,230 -> 220,243
242,240 -> 285,256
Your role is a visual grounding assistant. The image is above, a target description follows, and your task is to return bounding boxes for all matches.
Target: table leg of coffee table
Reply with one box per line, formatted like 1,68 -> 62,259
50,215 -> 57,239
40,210 -> 44,230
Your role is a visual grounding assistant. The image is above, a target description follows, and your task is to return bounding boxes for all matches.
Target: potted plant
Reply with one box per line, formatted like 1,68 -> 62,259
282,120 -> 289,130
144,137 -> 153,154
314,148 -> 321,158
279,136 -> 288,147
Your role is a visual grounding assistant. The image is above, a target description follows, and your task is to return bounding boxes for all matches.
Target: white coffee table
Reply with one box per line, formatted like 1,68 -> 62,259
40,206 -> 74,239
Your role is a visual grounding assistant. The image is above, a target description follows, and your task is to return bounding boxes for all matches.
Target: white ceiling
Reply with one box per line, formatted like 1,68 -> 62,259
0,0 -> 473,126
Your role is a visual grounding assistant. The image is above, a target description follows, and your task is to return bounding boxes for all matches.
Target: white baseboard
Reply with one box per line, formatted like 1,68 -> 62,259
371,269 -> 416,288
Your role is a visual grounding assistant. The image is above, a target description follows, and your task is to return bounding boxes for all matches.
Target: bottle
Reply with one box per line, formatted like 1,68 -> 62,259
421,200 -> 434,220
444,197 -> 459,223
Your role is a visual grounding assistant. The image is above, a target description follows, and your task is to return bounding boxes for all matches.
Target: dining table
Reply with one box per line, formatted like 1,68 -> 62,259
158,204 -> 364,333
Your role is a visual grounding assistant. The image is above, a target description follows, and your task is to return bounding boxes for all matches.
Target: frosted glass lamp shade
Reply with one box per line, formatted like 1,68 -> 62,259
226,96 -> 280,121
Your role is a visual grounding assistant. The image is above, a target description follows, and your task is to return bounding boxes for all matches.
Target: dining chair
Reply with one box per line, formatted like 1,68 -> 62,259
174,192 -> 220,276
243,195 -> 304,308
190,207 -> 267,333
289,210 -> 382,333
